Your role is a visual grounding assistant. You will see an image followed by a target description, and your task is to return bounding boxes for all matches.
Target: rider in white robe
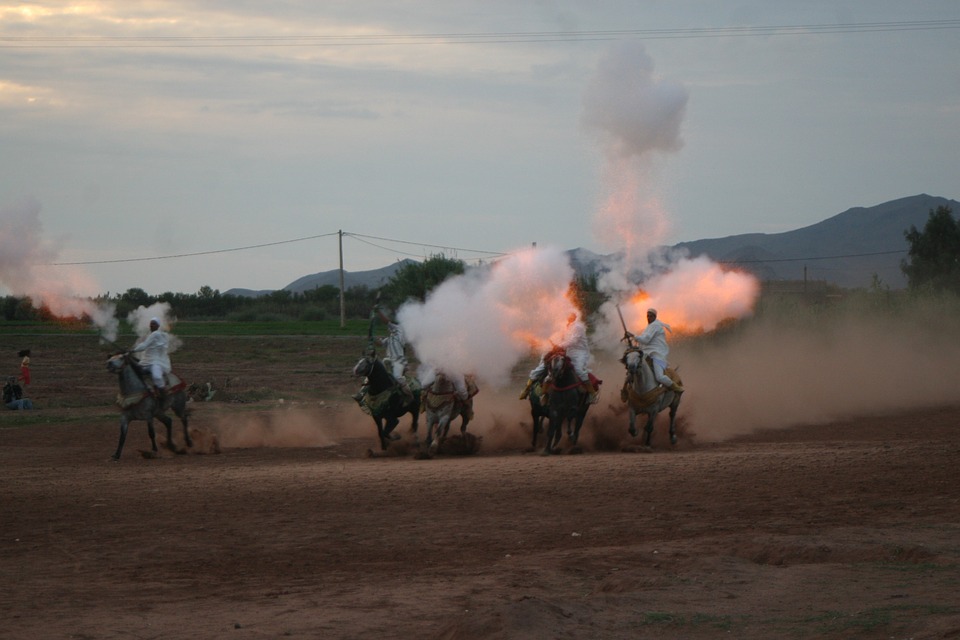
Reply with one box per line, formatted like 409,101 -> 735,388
520,312 -> 596,399
129,318 -> 172,396
626,308 -> 684,393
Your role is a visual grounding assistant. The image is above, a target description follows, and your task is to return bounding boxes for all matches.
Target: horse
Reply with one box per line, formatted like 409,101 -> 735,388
353,351 -> 421,451
621,346 -> 683,447
106,352 -> 192,461
420,372 -> 477,455
542,347 -> 590,454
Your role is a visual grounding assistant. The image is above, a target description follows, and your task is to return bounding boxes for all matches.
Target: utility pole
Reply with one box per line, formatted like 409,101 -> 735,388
339,230 -> 346,328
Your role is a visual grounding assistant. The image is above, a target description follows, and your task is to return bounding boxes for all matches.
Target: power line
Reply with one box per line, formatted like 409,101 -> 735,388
47,228 -> 907,267
4,19 -> 960,48
48,231 -> 340,266
46,230 -> 505,266
344,232 -> 506,257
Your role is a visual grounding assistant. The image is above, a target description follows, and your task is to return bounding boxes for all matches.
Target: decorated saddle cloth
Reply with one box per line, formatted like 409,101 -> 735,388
623,359 -> 682,408
116,371 -> 187,409
423,376 -> 479,411
363,375 -> 421,417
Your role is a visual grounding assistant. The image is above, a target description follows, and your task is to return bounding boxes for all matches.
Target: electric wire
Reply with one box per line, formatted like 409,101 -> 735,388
4,19 -> 960,48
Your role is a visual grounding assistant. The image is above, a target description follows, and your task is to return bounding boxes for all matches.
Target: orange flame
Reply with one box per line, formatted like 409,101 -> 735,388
620,257 -> 759,335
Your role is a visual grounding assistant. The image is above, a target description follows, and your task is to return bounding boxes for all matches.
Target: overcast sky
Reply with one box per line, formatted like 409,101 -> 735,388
2,1 -> 958,297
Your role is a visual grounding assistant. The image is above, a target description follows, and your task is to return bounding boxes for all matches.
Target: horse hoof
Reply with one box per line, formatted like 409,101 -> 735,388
670,435 -> 678,445
628,428 -> 638,438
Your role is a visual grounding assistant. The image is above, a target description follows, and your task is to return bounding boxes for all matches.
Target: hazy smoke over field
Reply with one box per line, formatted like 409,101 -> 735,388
670,298 -> 960,441
0,198 -> 118,339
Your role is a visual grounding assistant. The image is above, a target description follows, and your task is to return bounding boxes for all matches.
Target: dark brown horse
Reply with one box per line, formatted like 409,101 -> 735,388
542,347 -> 590,454
353,351 -> 421,451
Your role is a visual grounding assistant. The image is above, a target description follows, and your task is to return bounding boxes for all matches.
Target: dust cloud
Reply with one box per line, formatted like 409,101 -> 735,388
671,298 -> 960,442
206,404 -> 371,449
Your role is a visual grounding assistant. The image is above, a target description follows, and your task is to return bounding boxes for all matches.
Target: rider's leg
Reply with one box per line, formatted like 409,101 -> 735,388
150,364 -> 167,403
652,361 -> 683,393
521,357 -> 547,399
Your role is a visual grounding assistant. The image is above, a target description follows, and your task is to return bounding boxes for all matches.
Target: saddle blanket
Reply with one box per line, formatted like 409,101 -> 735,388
116,372 -> 187,409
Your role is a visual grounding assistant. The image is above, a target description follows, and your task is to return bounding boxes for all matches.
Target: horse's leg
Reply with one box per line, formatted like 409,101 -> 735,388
374,417 -> 389,450
628,409 -> 638,438
177,397 -> 193,448
643,412 -> 655,447
382,415 -> 401,442
668,401 -> 679,445
157,413 -> 180,453
112,415 -> 130,461
147,417 -> 159,453
542,416 -> 557,455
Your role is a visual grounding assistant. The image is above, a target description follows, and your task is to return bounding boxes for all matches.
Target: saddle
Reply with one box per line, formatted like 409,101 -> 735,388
116,370 -> 187,408
621,357 -> 682,408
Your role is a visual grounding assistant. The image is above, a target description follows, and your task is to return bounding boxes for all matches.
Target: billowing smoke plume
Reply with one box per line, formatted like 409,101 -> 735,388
0,197 -> 118,339
582,40 -> 688,258
582,42 -> 760,341
398,246 -> 578,389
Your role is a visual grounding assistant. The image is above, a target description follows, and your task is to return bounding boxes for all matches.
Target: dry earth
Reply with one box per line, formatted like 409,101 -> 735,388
1,333 -> 959,639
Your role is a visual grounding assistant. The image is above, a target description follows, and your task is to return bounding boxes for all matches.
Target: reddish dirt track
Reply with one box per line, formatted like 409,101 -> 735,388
1,334 -> 959,639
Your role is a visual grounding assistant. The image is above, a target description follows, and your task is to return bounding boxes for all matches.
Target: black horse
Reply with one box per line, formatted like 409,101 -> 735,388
542,347 -> 590,454
106,352 -> 192,461
353,352 -> 421,451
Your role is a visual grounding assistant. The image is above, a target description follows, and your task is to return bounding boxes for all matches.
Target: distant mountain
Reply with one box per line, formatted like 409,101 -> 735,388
225,259 -> 417,297
227,195 -> 957,296
673,194 -> 959,289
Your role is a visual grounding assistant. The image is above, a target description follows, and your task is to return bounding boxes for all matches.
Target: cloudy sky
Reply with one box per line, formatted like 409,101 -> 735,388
2,1 -> 958,297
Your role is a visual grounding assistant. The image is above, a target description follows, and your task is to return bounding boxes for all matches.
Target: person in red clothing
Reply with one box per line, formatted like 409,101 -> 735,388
18,349 -> 30,385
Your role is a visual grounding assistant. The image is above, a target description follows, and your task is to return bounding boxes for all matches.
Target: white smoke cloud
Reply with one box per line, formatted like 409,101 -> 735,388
398,246 -> 578,389
127,302 -> 182,353
0,197 -> 119,339
580,42 -> 760,340
581,40 -> 688,160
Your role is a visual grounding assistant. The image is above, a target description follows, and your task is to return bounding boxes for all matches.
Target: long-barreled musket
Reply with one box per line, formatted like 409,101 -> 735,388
616,304 -> 636,347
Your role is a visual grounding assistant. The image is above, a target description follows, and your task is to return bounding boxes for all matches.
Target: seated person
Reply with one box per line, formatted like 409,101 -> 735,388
3,376 -> 34,410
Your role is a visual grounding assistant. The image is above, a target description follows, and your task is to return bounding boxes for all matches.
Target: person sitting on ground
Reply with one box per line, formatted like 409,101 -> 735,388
128,317 -> 172,403
3,376 -> 34,410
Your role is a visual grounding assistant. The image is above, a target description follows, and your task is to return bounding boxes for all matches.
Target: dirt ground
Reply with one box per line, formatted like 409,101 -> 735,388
1,333 -> 959,639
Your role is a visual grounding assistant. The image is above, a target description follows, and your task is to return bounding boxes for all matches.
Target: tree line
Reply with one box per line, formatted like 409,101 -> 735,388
3,206 -> 957,323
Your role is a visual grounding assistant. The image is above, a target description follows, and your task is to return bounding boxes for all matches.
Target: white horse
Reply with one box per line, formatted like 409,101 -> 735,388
621,347 -> 683,448
420,372 -> 477,455
107,352 -> 192,461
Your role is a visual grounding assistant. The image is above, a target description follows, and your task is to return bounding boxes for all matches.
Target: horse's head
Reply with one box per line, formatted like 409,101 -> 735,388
106,352 -> 127,374
546,347 -> 569,378
623,347 -> 643,374
353,354 -> 375,378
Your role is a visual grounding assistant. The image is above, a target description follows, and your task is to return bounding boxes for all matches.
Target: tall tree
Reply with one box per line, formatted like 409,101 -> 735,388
383,254 -> 466,305
901,205 -> 960,294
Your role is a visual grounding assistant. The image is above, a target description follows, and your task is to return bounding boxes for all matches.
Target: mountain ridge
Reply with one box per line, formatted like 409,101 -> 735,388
226,194 -> 957,296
